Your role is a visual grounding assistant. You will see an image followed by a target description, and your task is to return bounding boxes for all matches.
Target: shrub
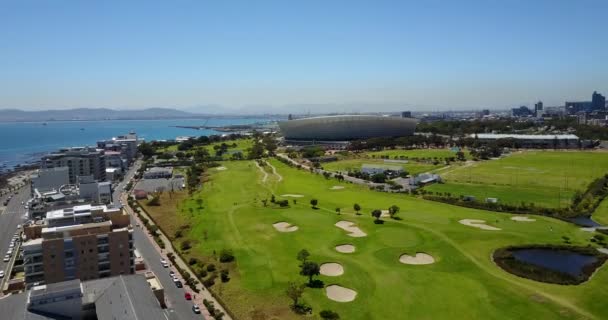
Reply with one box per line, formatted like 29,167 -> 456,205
181,240 -> 192,251
219,249 -> 235,263
188,257 -> 199,266
320,310 -> 340,320
220,269 -> 230,282
207,264 -> 217,272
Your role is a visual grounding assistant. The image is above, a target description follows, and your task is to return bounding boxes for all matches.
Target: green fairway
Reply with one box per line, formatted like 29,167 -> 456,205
593,199 -> 608,225
145,158 -> 608,320
425,151 -> 608,208
158,138 -> 253,159
322,158 -> 445,175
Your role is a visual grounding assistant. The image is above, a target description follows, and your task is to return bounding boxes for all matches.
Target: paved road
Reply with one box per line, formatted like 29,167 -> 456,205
113,162 -> 202,320
0,186 -> 30,288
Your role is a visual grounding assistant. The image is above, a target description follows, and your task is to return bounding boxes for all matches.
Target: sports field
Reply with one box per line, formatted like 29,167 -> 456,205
425,151 -> 608,208
143,158 -> 608,320
366,148 -> 469,160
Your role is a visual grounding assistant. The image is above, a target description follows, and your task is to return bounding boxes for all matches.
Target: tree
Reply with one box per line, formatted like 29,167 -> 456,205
147,194 -> 160,206
297,249 -> 310,264
388,205 -> 400,218
335,207 -> 341,215
320,310 -> 340,320
285,282 -> 305,306
310,199 -> 318,209
196,198 -> 203,209
219,249 -> 235,263
353,203 -> 361,215
371,209 -> 382,222
300,261 -> 320,285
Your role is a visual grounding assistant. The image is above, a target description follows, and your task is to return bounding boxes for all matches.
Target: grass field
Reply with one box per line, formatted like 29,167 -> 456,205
593,199 -> 608,225
425,151 -> 608,208
322,158 -> 445,175
157,138 -> 253,159
142,158 -> 608,320
366,148 -> 470,160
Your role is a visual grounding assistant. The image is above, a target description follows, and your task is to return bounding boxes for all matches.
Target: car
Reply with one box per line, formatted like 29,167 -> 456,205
192,305 -> 201,314
174,280 -> 183,288
3,255 -> 9,262
184,292 -> 192,300
169,270 -> 175,277
7,250 -> 13,256
0,271 -> 4,278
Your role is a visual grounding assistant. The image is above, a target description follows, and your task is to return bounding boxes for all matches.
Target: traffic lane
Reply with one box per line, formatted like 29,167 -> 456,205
131,223 -> 202,320
0,187 -> 29,275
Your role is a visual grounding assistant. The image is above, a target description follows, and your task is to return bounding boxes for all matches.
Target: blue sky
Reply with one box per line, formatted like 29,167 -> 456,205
0,0 -> 606,112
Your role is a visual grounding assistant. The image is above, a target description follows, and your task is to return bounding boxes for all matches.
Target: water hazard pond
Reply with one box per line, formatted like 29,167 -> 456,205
494,245 -> 607,285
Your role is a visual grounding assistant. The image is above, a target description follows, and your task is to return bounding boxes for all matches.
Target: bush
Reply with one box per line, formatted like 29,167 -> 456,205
219,249 -> 235,263
220,269 -> 230,282
181,240 -> 192,251
320,310 -> 340,320
188,257 -> 199,266
207,264 -> 217,272
292,302 -> 313,315
197,268 -> 208,278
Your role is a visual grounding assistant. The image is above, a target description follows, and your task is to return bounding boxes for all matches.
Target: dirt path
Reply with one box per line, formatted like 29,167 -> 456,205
266,161 -> 283,182
254,160 -> 269,183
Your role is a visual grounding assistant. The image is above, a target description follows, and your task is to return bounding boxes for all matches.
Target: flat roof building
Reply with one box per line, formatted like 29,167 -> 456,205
22,204 -> 133,285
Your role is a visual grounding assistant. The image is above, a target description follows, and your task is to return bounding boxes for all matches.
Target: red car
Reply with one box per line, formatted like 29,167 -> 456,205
184,292 -> 192,300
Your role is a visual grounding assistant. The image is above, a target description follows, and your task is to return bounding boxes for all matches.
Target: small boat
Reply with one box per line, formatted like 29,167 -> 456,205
80,128 -> 85,131
42,122 -> 47,126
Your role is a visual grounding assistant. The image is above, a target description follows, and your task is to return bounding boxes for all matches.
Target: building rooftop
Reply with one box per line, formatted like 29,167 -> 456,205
46,204 -> 120,221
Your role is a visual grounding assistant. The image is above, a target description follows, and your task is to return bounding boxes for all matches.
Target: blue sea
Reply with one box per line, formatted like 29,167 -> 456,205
0,118 -> 277,170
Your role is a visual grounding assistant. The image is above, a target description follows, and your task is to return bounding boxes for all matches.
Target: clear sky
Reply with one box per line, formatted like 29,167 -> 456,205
0,0 -> 606,113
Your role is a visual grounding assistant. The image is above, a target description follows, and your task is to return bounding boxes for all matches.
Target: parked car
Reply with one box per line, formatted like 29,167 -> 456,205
3,255 -> 9,262
184,292 -> 192,300
174,280 -> 183,288
169,270 -> 175,277
192,305 -> 201,314
160,258 -> 169,268
0,271 -> 4,278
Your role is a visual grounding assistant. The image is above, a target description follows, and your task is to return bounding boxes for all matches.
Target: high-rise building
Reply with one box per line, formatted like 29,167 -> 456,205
534,101 -> 544,117
401,111 -> 412,118
592,91 -> 606,111
22,204 -> 133,285
42,147 -> 106,184
97,132 -> 138,166
511,106 -> 533,117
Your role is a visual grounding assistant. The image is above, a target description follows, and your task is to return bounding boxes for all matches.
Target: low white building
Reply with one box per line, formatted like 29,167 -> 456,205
143,167 -> 173,179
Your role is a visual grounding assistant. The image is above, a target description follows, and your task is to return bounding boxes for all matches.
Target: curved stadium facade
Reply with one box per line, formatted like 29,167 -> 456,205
278,115 -> 418,141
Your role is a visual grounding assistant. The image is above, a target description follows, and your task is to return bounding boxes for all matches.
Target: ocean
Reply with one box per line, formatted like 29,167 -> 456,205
0,118 -> 277,170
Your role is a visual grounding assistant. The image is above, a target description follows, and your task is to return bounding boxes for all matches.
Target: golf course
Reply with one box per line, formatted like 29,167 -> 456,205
141,157 -> 608,320
425,150 -> 608,208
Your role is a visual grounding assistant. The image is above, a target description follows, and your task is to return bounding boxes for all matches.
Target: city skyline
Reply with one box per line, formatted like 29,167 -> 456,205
0,0 -> 606,112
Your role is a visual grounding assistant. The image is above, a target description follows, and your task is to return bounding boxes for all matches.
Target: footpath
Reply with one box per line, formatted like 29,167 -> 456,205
122,193 -> 233,320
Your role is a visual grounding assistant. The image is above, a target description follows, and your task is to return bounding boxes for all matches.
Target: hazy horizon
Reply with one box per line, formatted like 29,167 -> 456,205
1,1 -> 606,112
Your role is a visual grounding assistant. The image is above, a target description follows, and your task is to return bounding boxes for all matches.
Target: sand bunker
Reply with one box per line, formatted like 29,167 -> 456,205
597,248 -> 608,255
330,186 -> 345,190
335,244 -> 356,253
326,285 -> 357,302
581,227 -> 596,232
399,253 -> 435,265
215,166 -> 227,171
320,263 -> 344,276
511,216 -> 536,222
381,210 -> 390,218
281,194 -> 304,198
335,221 -> 367,237
459,219 -> 501,231
272,222 -> 298,232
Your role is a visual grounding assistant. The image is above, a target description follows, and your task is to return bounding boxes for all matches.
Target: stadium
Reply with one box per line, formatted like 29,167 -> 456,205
278,115 -> 418,141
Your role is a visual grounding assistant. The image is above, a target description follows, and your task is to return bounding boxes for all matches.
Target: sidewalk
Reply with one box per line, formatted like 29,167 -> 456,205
122,194 -> 233,320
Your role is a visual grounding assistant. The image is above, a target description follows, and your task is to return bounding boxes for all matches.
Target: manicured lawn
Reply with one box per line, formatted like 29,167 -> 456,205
593,199 -> 608,225
157,138 -> 253,159
148,158 -> 608,320
366,148 -> 470,159
322,158 -> 445,175
425,151 -> 608,208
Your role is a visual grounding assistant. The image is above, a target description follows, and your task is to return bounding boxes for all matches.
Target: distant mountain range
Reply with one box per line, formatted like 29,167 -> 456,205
0,108 -> 224,122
